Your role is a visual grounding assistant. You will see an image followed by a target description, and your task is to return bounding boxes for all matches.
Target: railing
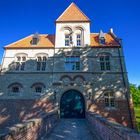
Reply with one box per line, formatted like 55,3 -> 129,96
0,111 -> 59,140
86,112 -> 140,140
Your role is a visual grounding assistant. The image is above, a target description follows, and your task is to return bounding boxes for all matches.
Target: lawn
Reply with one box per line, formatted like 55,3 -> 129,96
134,107 -> 140,132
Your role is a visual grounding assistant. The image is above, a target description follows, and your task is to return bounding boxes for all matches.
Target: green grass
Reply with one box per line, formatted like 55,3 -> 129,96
134,107 -> 140,132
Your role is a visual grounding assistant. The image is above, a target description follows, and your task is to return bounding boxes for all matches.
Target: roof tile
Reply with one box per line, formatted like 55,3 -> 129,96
56,3 -> 90,22
5,34 -> 55,49
5,33 -> 120,49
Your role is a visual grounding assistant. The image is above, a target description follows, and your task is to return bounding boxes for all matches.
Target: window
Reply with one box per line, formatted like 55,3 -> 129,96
65,57 -> 80,71
77,34 -> 81,46
15,55 -> 26,71
65,35 -> 70,46
8,83 -> 22,96
99,54 -> 111,71
31,83 -> 45,95
99,37 -> 105,45
37,56 -> 47,71
32,37 -> 38,45
104,92 -> 115,107
32,33 -> 40,45
35,86 -> 42,93
12,86 -> 19,93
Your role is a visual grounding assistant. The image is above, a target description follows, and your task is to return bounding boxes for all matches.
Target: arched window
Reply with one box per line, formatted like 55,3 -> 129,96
63,27 -> 73,47
36,54 -> 48,71
76,34 -> 82,46
99,53 -> 111,71
15,54 -> 27,71
31,83 -> 45,95
104,92 -> 115,107
65,34 -> 70,46
8,83 -> 23,95
75,26 -> 84,47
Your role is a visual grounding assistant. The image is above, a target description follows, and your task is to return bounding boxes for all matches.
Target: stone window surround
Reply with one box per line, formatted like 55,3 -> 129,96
62,26 -> 84,47
104,91 -> 116,109
31,82 -> 46,95
98,52 -> 111,71
14,53 -> 28,71
36,53 -> 48,71
7,82 -> 23,96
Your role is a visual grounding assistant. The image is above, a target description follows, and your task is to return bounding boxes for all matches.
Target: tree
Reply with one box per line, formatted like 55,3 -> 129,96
130,84 -> 140,107
138,85 -> 140,91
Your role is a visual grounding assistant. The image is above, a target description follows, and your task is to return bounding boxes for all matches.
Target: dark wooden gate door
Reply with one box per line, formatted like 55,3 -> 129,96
60,90 -> 85,118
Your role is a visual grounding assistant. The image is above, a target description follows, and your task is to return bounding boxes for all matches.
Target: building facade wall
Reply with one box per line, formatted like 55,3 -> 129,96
0,47 -> 135,128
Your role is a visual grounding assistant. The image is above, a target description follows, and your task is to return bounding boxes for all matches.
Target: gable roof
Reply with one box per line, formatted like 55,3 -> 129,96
5,34 -> 55,49
56,2 -> 90,23
5,33 -> 120,49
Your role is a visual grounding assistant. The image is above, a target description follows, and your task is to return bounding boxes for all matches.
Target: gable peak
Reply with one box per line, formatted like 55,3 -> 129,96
56,2 -> 90,23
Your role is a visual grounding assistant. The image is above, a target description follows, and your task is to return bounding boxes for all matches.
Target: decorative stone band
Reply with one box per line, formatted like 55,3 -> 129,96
86,112 -> 140,140
0,111 -> 59,140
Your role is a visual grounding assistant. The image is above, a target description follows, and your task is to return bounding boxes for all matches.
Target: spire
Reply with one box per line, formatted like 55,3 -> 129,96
56,2 -> 90,22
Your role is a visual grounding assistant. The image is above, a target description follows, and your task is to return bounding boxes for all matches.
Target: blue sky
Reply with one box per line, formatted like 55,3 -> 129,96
0,0 -> 140,85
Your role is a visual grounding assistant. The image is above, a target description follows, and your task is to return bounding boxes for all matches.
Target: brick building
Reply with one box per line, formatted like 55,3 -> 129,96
0,3 -> 136,129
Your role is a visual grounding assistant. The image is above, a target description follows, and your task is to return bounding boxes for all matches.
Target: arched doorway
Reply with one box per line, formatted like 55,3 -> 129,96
60,90 -> 85,118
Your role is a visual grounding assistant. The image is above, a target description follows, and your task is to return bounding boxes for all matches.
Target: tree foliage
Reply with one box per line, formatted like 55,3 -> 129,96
130,84 -> 140,107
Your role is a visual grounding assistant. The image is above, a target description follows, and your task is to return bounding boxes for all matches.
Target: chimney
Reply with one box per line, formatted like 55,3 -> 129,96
110,28 -> 114,34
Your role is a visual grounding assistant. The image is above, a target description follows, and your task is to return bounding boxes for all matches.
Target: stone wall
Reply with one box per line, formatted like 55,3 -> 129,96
0,98 -> 56,132
0,111 -> 58,140
88,99 -> 135,128
86,112 -> 140,140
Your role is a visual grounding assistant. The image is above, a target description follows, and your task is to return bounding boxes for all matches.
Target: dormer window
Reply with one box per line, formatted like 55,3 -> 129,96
32,38 -> 38,45
65,34 -> 70,46
99,30 -> 105,45
99,37 -> 105,45
32,33 -> 39,45
77,34 -> 81,46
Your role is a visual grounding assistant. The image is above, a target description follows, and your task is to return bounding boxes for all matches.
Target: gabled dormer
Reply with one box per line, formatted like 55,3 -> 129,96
99,30 -> 105,45
55,3 -> 91,48
31,33 -> 40,45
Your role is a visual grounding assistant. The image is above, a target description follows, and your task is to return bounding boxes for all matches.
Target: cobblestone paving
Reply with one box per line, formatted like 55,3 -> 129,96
46,119 -> 98,140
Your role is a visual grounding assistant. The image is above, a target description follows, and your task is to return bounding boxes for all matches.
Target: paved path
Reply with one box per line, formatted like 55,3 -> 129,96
46,119 -> 98,140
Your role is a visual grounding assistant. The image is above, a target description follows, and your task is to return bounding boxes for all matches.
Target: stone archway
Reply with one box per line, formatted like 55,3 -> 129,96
60,89 -> 85,118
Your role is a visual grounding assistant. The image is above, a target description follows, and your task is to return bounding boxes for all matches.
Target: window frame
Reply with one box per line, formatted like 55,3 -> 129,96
99,54 -> 111,71
65,34 -> 70,46
31,83 -> 45,96
36,55 -> 47,71
65,56 -> 80,71
15,54 -> 27,71
104,92 -> 115,108
8,83 -> 23,96
76,34 -> 82,46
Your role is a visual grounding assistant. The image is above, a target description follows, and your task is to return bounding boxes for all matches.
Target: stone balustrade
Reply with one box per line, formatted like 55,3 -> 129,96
0,111 -> 59,140
86,112 -> 140,140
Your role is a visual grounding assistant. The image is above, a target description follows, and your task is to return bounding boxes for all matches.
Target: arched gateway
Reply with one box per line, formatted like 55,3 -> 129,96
60,90 -> 85,118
